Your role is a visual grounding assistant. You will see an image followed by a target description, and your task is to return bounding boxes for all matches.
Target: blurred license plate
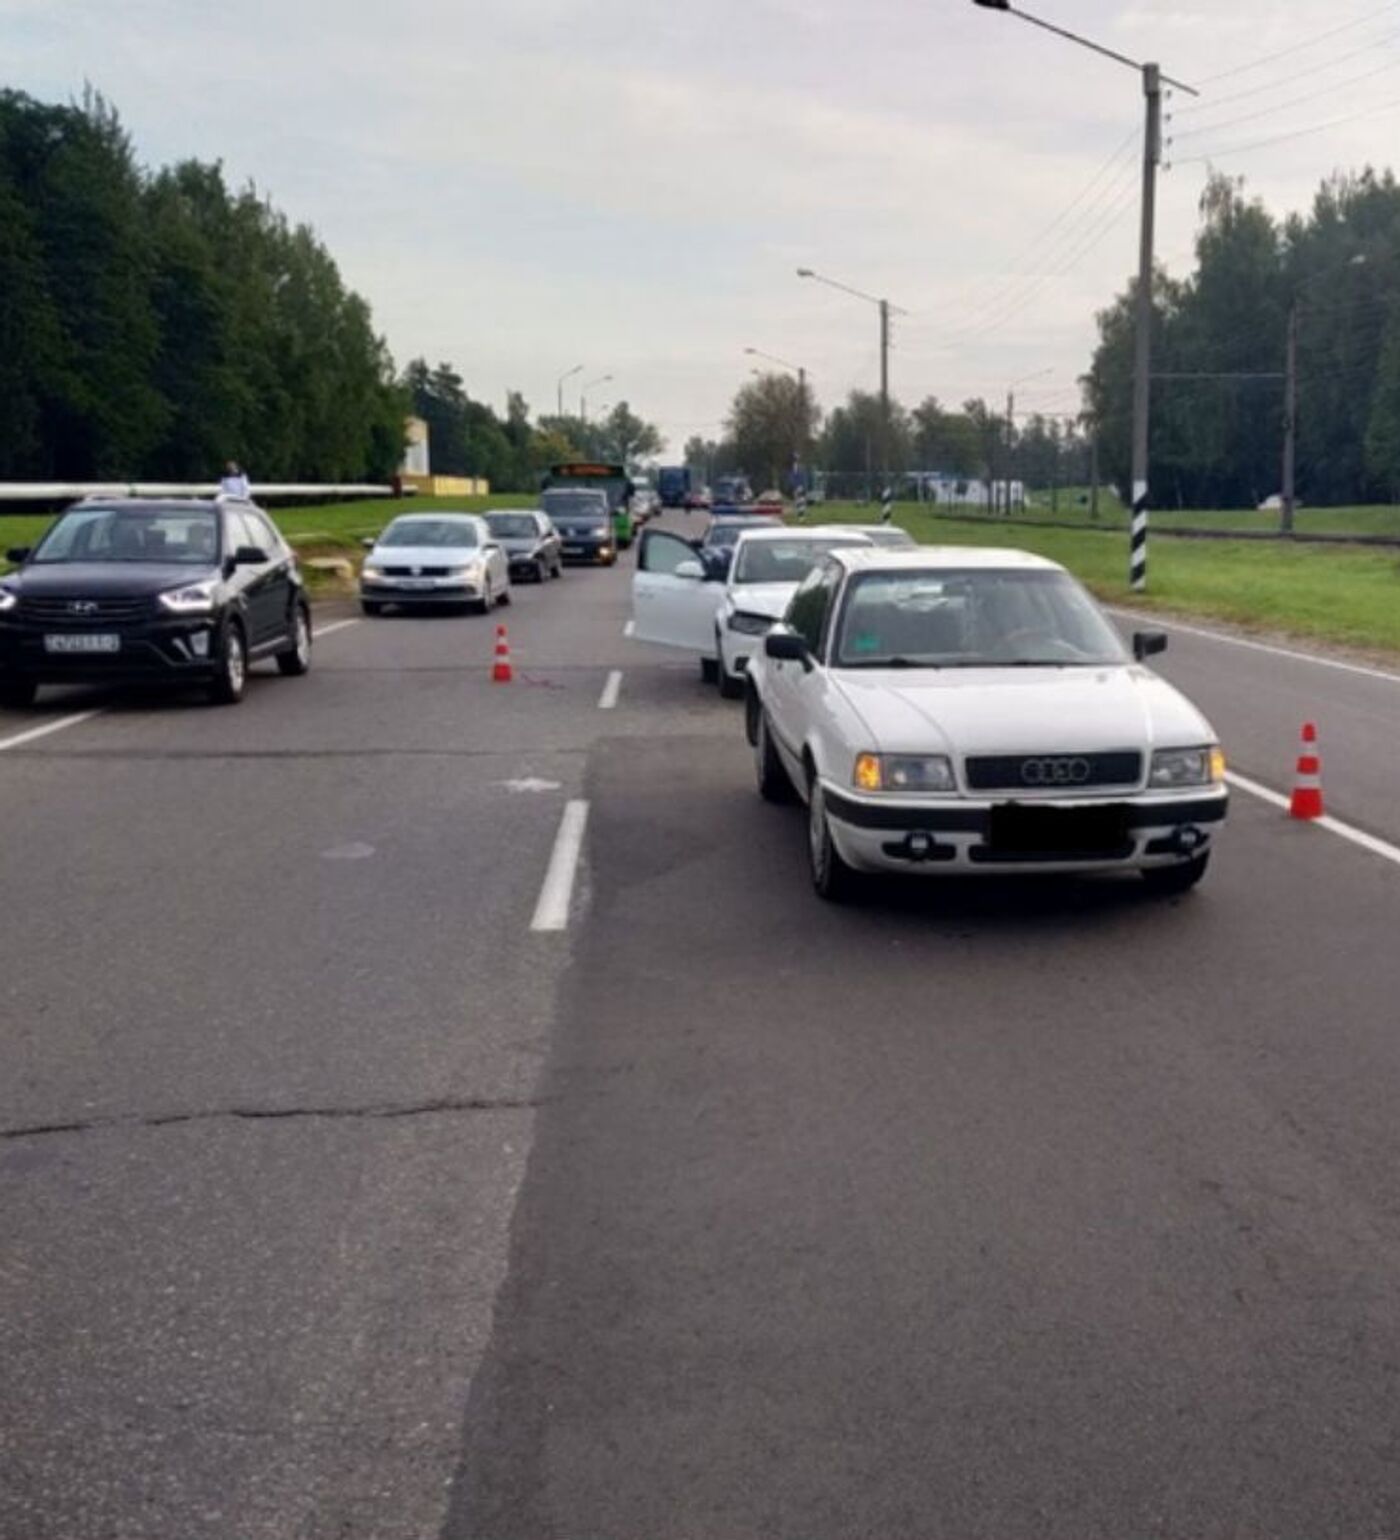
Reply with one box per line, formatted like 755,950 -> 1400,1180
392,579 -> 433,590
563,544 -> 586,554
44,633 -> 120,654
989,803 -> 1129,854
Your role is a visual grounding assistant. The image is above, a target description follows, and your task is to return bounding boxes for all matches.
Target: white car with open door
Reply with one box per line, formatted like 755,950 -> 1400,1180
744,547 -> 1228,901
630,525 -> 871,694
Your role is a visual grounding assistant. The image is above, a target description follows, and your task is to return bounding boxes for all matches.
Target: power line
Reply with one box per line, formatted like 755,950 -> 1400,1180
1171,54 -> 1400,141
1174,93 -> 1400,163
1193,2 -> 1400,88
1178,25 -> 1400,116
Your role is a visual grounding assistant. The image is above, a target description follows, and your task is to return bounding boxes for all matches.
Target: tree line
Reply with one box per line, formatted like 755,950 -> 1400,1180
0,88 -> 666,491
692,381 -> 1090,494
1086,169 -> 1400,510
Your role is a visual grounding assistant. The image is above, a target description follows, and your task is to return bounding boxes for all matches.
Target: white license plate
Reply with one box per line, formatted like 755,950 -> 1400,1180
44,633 -> 121,654
563,545 -> 586,554
392,579 -> 435,590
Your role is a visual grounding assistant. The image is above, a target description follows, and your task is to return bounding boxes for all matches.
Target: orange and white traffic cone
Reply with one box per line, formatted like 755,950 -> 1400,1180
491,624 -> 514,684
1289,721 -> 1324,820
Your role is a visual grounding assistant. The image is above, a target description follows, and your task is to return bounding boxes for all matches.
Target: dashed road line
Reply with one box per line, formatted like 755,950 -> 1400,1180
531,800 -> 590,932
1226,770 -> 1400,871
1109,606 -> 1400,685
0,710 -> 103,754
313,618 -> 360,640
598,670 -> 622,710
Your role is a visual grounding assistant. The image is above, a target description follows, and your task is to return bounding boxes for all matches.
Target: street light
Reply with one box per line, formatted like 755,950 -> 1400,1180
556,364 -> 583,419
581,373 -> 612,423
972,0 -> 1197,589
797,268 -> 907,513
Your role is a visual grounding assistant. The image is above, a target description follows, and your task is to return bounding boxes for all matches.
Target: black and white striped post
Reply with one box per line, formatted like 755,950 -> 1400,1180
1128,65 -> 1162,593
881,487 -> 893,524
1129,482 -> 1149,590
795,485 -> 808,522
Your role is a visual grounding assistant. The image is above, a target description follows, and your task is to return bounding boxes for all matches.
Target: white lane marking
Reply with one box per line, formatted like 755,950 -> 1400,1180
313,618 -> 360,640
623,620 -> 635,638
598,670 -> 622,710
500,777 -> 562,794
531,799 -> 590,932
1226,770 -> 1400,870
0,710 -> 103,754
1108,606 -> 1400,686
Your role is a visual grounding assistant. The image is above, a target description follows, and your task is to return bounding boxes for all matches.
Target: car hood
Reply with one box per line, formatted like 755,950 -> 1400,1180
833,665 -> 1215,756
725,581 -> 799,618
10,561 -> 220,597
368,544 -> 480,565
492,536 -> 539,553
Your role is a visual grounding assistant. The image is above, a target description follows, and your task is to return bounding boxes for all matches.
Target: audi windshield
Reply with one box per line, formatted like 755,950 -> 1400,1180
835,569 -> 1128,669
31,506 -> 221,565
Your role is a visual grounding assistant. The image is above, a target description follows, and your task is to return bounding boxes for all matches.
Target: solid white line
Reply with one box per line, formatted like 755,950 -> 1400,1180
598,670 -> 622,710
1108,606 -> 1400,685
0,710 -> 103,754
623,619 -> 635,638
1226,769 -> 1400,869
313,618 -> 360,640
530,800 -> 590,932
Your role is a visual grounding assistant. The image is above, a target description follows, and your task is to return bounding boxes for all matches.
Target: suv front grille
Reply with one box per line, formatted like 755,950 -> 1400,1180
19,595 -> 154,625
965,751 -> 1143,792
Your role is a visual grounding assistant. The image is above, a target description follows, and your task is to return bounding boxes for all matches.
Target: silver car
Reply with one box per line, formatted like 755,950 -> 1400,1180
359,513 -> 510,616
483,509 -> 564,583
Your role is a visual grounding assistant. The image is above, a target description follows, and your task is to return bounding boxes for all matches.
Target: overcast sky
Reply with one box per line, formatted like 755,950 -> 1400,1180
8,0 -> 1400,451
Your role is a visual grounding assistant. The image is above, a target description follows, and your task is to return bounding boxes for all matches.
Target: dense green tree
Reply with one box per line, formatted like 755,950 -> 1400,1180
726,372 -> 820,489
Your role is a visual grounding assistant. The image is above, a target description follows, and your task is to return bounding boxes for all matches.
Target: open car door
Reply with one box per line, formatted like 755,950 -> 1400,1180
631,528 -> 724,651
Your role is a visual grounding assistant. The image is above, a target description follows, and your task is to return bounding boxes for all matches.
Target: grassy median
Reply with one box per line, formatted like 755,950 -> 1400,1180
814,501 -> 1400,655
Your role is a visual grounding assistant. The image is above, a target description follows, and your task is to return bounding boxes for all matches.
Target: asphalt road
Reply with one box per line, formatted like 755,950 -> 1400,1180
4,518 -> 1400,1539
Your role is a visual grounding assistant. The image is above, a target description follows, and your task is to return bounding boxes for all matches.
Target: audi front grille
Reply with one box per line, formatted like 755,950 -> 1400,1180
964,751 -> 1143,791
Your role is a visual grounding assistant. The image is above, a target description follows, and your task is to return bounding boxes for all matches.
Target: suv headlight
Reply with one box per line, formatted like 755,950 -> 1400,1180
853,752 -> 956,793
1150,745 -> 1225,787
158,581 -> 217,615
0,589 -> 17,613
728,611 -> 773,636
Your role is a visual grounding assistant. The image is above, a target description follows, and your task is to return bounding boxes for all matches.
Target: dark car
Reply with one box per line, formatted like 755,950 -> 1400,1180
698,514 -> 773,579
0,497 -> 311,707
483,509 -> 563,583
541,489 -> 616,566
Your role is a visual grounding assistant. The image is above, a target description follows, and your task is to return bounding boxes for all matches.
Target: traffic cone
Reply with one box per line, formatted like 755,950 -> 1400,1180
1289,721 -> 1324,820
491,624 -> 513,684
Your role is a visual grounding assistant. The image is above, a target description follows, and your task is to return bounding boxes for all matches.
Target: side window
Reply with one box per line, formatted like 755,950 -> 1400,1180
246,510 -> 282,555
639,529 -> 700,576
786,563 -> 839,652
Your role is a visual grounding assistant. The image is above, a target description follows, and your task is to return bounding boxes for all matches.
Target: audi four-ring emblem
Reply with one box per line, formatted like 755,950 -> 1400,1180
1020,757 -> 1092,785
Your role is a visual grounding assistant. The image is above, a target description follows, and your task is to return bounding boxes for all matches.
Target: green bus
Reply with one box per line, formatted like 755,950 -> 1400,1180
541,462 -> 636,550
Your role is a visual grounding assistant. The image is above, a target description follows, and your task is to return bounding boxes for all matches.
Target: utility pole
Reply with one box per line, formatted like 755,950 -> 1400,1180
1004,389 -> 1015,515
1129,63 -> 1161,591
1090,431 -> 1100,520
1281,301 -> 1298,537
880,299 -> 891,519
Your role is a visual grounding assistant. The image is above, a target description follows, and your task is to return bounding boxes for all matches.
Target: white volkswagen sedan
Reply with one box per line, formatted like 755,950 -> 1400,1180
744,547 -> 1227,900
360,513 -> 510,616
631,525 -> 872,696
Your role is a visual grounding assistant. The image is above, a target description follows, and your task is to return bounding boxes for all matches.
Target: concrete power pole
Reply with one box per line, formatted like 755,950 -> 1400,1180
1129,63 -> 1162,591
1281,302 -> 1298,537
880,299 -> 893,521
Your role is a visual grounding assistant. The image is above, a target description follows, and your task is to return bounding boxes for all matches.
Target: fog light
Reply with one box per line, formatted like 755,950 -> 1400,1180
189,630 -> 211,658
908,832 -> 933,859
1175,826 -> 1204,852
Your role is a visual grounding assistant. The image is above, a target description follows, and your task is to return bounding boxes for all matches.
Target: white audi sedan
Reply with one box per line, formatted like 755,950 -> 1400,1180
360,513 -> 510,616
631,525 -> 872,696
744,547 -> 1227,900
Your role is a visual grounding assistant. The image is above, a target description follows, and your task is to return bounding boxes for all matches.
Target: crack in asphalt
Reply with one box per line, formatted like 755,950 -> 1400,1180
0,1094 -> 543,1142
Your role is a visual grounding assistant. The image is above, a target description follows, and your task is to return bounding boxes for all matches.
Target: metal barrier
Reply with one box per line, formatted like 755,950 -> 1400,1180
0,482 -> 393,503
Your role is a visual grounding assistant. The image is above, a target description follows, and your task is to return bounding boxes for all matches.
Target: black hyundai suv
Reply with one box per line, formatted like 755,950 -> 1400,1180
0,497 -> 312,707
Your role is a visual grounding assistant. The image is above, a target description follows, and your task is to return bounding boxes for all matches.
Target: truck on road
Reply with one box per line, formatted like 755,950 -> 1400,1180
657,466 -> 692,508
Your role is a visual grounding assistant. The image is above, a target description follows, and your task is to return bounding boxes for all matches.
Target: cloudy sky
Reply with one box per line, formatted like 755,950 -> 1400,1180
7,0 -> 1400,450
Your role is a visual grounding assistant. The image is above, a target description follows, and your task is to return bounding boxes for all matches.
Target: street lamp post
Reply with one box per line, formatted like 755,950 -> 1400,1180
581,373 -> 613,424
556,364 -> 583,420
1003,368 -> 1054,515
744,347 -> 811,511
972,0 -> 1197,589
797,268 -> 907,518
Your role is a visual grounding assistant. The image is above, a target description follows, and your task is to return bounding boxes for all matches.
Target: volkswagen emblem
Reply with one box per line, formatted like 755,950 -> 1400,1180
1020,756 -> 1092,786
68,600 -> 99,616
411,566 -> 422,577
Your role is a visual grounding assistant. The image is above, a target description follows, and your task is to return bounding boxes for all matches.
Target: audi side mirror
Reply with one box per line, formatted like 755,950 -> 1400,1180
1133,630 -> 1168,661
765,630 -> 810,667
5,547 -> 31,564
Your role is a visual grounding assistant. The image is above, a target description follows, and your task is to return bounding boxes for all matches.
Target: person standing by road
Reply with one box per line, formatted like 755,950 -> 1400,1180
219,460 -> 251,499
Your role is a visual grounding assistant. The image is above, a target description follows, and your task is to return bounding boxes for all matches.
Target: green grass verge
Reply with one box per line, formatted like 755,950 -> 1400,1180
812,501 -> 1400,655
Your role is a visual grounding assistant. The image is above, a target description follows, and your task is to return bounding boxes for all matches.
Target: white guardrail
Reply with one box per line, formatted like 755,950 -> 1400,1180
0,483 -> 394,502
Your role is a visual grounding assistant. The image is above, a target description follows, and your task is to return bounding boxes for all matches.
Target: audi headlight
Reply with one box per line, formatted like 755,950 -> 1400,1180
728,611 -> 773,636
0,589 -> 17,613
158,581 -> 217,615
853,752 -> 956,793
1150,745 -> 1225,788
